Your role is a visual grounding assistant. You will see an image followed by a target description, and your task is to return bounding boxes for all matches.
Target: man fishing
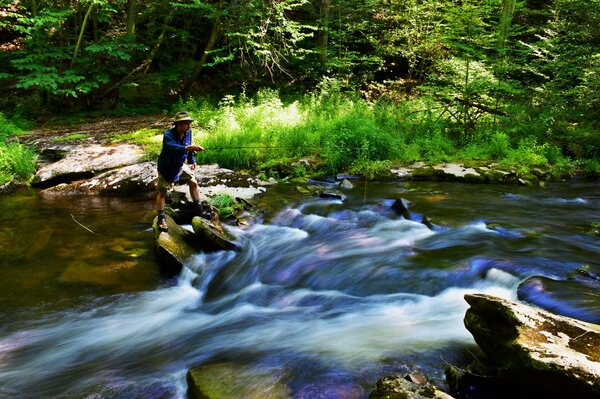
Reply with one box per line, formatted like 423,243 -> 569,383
155,111 -> 206,232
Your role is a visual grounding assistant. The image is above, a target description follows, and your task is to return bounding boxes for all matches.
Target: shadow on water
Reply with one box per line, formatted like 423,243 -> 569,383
0,181 -> 598,398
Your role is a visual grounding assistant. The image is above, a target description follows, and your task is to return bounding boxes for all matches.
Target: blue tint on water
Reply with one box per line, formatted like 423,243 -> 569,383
0,181 -> 598,398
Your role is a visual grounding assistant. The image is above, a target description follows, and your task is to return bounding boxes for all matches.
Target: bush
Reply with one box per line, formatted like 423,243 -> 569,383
0,113 -> 37,185
0,142 -> 37,184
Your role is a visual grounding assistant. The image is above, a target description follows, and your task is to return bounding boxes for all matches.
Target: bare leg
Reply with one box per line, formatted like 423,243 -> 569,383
188,179 -> 201,202
156,190 -> 167,211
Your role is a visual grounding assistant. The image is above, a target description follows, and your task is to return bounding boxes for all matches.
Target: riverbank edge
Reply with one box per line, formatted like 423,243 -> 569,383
2,112 -> 598,195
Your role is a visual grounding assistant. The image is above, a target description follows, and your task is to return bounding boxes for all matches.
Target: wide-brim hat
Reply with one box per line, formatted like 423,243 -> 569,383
173,111 -> 193,124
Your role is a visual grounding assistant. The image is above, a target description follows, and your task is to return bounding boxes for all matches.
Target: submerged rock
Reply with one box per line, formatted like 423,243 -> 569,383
369,375 -> 455,399
517,275 -> 600,324
187,362 -> 291,399
339,178 -> 354,190
463,294 -> 600,397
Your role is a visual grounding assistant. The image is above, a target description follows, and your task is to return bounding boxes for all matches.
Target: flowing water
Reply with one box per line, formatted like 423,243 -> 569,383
0,181 -> 598,398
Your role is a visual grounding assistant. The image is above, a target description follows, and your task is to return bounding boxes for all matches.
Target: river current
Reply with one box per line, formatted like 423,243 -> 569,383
0,180 -> 598,398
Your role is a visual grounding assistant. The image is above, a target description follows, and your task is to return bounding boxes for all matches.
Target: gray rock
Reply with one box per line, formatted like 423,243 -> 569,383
339,178 -> 354,190
32,144 -> 145,188
464,294 -> 600,396
63,162 -> 157,194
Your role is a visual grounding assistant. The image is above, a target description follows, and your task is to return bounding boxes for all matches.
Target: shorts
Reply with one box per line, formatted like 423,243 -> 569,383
157,164 -> 196,191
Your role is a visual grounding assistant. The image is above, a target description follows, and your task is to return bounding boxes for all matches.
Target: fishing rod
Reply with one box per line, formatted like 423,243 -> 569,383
202,145 -> 293,151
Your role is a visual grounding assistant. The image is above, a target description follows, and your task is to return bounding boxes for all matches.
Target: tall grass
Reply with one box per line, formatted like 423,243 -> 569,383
174,90 -> 584,178
0,113 -> 37,185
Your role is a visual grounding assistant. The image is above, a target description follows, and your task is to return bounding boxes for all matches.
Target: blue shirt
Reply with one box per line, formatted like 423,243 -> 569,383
157,127 -> 196,182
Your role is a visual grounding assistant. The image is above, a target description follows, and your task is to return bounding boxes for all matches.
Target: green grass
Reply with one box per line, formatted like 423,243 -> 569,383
0,113 -> 37,185
52,133 -> 90,142
173,90 -> 584,179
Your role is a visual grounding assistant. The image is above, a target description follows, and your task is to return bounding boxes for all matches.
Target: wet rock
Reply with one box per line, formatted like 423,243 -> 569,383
388,162 -> 544,185
421,215 -> 434,230
463,293 -> 600,397
32,144 -> 145,188
517,276 -> 600,324
187,362 -> 291,399
391,198 -> 413,219
153,214 -> 203,274
318,191 -> 346,201
339,179 -> 354,190
191,216 -> 241,252
368,375 -> 455,399
568,265 -> 600,281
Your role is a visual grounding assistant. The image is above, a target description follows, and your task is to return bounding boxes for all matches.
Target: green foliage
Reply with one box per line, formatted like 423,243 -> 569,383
0,0 -> 597,173
0,113 -> 37,185
208,193 -> 243,219
0,113 -> 25,141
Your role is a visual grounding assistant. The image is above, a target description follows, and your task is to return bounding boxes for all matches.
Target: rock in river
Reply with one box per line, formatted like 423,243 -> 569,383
463,293 -> 600,398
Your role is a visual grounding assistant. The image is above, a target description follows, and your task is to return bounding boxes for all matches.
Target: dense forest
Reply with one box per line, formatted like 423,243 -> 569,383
0,0 -> 599,183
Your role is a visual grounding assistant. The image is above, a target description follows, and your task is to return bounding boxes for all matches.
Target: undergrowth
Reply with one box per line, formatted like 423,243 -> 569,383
173,89 -> 588,179
0,113 -> 37,185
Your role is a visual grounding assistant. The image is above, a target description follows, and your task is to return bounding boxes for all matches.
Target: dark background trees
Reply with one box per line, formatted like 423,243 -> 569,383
0,0 -> 598,161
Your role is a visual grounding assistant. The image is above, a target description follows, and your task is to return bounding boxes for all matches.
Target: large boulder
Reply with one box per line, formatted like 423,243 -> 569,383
32,144 -> 145,188
463,294 -> 600,397
187,362 -> 291,399
45,162 -> 157,194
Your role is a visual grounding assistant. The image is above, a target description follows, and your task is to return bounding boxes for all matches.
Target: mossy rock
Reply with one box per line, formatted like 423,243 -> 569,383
187,362 -> 291,399
153,215 -> 203,274
191,216 -> 241,252
464,294 -> 600,396
369,375 -> 455,399
410,166 -> 447,180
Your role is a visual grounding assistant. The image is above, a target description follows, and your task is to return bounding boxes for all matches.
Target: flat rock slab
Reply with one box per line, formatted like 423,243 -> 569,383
33,144 -> 145,187
464,294 -> 600,395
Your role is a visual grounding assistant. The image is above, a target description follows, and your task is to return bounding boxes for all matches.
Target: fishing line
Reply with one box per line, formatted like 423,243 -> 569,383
203,146 -> 292,151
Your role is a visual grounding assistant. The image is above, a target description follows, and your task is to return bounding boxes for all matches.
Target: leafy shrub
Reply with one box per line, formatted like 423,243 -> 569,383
0,142 -> 37,184
208,194 -> 243,219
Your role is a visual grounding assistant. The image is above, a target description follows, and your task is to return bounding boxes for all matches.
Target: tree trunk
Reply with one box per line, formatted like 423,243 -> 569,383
126,0 -> 136,36
71,2 -> 94,65
101,11 -> 173,97
182,0 -> 225,96
315,0 -> 331,64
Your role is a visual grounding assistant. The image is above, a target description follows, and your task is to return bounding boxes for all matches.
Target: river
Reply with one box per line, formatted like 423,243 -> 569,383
0,180 -> 598,398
